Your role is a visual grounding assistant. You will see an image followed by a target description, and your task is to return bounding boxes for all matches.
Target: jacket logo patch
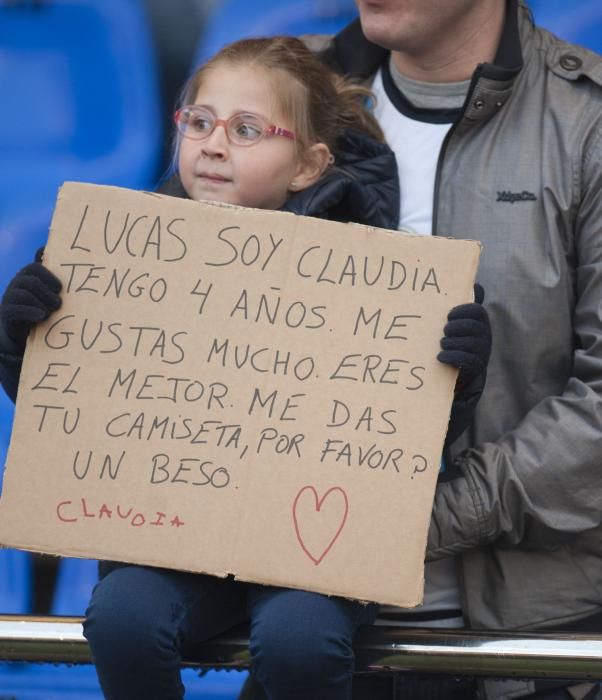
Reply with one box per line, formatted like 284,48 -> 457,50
496,190 -> 537,203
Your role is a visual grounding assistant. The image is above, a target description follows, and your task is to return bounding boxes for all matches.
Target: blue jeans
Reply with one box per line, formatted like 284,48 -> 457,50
83,565 -> 378,700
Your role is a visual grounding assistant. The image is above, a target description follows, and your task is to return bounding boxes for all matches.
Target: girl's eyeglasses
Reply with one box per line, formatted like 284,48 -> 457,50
174,105 -> 296,146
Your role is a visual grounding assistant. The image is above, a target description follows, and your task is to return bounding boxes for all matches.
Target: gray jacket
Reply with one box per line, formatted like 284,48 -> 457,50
317,0 -> 602,630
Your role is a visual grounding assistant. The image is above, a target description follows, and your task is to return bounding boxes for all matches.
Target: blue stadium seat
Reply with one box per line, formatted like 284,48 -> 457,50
195,0 -> 358,64
184,669 -> 249,699
0,0 -> 161,185
0,663 -> 246,699
0,0 -> 162,284
0,547 -> 31,614
51,557 -> 98,616
0,0 -> 163,522
0,5 -> 161,691
0,664 -> 105,700
0,392 -> 15,491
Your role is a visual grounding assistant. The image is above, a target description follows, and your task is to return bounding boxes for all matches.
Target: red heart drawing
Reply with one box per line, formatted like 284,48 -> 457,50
292,486 -> 349,566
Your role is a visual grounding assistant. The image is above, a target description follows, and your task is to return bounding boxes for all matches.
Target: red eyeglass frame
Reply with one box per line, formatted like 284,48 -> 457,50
174,106 -> 296,145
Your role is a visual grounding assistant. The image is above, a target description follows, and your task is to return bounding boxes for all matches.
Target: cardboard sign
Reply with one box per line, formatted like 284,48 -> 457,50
0,183 -> 481,607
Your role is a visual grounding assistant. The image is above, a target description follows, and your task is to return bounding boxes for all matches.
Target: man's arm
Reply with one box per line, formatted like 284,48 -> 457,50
427,118 -> 602,559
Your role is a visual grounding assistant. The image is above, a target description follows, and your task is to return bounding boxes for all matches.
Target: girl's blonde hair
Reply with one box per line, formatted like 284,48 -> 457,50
178,36 -> 384,154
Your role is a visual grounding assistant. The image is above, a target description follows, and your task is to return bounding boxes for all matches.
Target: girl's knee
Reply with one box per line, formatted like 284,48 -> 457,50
85,588 -> 148,655
251,621 -> 354,686
248,590 -> 363,689
84,567 -> 175,657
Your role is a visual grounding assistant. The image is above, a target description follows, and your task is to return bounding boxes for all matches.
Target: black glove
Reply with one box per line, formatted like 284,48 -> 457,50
0,258 -> 62,350
437,283 -> 491,389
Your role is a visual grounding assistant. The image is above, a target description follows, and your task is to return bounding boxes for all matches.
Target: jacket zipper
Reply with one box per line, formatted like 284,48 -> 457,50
432,65 -> 484,236
432,65 -> 485,631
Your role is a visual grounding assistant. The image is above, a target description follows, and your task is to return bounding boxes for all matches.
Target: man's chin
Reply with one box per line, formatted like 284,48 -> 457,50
359,16 -> 406,51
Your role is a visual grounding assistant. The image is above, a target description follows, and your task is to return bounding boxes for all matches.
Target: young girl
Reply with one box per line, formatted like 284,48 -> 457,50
0,37 -> 490,700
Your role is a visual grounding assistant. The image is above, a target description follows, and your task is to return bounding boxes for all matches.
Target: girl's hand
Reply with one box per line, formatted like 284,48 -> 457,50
437,283 -> 491,389
0,256 -> 62,350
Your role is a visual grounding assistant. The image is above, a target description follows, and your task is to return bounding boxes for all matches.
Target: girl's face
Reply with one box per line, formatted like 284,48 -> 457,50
178,63 -> 302,210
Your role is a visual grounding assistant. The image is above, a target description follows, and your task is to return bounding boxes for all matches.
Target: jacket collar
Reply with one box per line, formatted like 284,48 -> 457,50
282,129 -> 400,230
481,0 -> 523,80
329,0 -> 524,84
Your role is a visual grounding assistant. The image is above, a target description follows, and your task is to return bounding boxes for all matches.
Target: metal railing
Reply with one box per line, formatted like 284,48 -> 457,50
0,615 -> 601,680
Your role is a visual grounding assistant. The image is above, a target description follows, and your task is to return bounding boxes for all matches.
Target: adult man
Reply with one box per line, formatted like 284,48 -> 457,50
306,0 -> 602,698
244,2 -> 602,696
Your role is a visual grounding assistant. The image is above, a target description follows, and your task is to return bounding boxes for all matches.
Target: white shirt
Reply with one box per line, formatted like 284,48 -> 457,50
372,69 -> 452,235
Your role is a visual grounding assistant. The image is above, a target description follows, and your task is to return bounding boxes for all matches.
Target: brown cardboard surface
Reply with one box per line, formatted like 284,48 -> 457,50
0,182 -> 481,606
